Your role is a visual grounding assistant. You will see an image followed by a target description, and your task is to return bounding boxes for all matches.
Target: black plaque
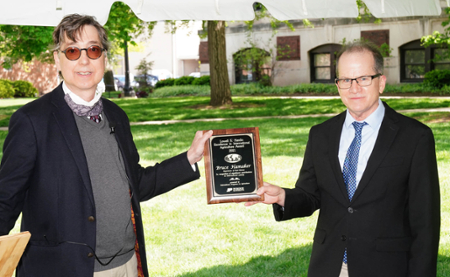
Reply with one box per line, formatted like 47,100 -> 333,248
203,128 -> 264,204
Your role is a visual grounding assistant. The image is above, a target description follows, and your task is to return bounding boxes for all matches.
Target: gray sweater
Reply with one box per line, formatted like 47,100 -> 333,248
75,113 -> 135,272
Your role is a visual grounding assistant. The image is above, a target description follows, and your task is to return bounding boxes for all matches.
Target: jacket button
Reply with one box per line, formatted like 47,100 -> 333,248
87,252 -> 94,258
341,235 -> 347,241
88,216 -> 95,222
348,207 -> 354,214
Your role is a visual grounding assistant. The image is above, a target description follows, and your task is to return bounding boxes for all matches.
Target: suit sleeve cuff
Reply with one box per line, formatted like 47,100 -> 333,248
273,203 -> 285,221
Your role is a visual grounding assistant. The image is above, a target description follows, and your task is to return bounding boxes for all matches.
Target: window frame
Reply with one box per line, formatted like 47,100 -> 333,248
400,40 -> 450,82
309,44 -> 341,83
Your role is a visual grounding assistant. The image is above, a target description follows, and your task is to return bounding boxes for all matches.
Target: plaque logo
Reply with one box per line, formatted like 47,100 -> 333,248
224,153 -> 242,163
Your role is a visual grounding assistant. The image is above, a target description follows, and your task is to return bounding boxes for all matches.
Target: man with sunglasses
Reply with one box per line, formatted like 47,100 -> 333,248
247,41 -> 440,277
0,14 -> 212,276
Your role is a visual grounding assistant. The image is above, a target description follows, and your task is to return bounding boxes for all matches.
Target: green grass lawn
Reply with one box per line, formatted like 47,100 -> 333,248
130,115 -> 450,277
1,96 -> 449,127
1,97 -> 449,276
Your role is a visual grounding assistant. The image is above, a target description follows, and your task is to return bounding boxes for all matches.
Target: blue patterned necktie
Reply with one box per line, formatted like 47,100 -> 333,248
343,121 -> 367,200
342,121 -> 367,264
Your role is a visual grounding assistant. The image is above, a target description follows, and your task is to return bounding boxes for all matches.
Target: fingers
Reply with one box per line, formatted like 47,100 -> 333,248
245,182 -> 286,207
257,182 -> 279,195
187,130 -> 213,165
244,201 -> 260,207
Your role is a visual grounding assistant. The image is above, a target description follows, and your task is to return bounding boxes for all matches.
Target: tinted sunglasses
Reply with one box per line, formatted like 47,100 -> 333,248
60,45 -> 105,61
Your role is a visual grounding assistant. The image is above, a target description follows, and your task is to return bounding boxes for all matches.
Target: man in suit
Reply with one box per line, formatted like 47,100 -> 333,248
246,41 -> 440,276
0,14 -> 212,276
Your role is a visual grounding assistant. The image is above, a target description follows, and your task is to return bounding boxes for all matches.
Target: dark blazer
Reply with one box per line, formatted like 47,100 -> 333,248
0,84 -> 200,276
274,102 -> 440,277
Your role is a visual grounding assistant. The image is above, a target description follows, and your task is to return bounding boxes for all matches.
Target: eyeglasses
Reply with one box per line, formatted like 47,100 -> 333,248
60,45 -> 105,61
335,73 -> 382,89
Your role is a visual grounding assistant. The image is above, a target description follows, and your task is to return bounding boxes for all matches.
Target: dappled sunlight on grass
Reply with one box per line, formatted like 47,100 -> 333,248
132,115 -> 450,276
0,97 -> 449,276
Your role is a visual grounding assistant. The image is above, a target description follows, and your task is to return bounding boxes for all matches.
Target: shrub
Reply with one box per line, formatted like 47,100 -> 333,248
135,91 -> 149,98
258,75 -> 272,87
135,86 -> 152,98
155,78 -> 176,89
152,85 -> 210,97
423,69 -> 450,89
192,75 -> 210,86
12,80 -> 38,97
174,76 -> 195,86
0,79 -> 15,98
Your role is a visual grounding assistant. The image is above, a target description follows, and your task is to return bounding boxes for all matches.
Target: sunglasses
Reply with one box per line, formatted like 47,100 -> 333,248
60,45 -> 105,61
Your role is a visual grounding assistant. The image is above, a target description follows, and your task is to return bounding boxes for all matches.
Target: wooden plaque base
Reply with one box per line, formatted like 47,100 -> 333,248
203,127 -> 264,204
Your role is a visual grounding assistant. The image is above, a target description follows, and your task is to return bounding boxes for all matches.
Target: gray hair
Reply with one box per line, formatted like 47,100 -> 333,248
335,41 -> 384,77
53,14 -> 109,52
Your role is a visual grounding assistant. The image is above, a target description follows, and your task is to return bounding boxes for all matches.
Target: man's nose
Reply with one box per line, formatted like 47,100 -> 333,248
349,79 -> 361,93
78,49 -> 90,63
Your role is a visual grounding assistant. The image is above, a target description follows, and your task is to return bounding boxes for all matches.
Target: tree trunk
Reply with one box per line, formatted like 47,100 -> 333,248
123,40 -> 132,97
208,21 -> 232,106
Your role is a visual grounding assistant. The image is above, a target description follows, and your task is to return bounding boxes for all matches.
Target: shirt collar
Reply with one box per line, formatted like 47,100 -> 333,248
62,82 -> 103,107
344,99 -> 385,129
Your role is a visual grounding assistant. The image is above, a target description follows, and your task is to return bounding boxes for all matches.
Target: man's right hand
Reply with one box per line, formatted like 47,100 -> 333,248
244,182 -> 286,207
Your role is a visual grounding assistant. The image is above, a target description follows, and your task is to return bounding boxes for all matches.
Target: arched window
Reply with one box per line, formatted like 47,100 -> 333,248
233,48 -> 271,84
400,39 -> 450,82
309,44 -> 342,83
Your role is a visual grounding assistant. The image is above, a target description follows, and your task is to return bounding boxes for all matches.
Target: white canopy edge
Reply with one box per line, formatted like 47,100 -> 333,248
0,0 -> 444,27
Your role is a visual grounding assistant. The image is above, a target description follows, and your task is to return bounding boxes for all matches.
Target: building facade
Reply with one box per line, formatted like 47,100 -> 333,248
199,3 -> 449,86
116,21 -> 203,80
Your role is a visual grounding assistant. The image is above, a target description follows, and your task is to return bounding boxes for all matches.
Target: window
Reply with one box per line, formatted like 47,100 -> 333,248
400,39 -> 450,82
314,54 -> 331,79
404,49 -> 426,79
233,48 -> 271,84
309,44 -> 341,83
433,48 -> 450,70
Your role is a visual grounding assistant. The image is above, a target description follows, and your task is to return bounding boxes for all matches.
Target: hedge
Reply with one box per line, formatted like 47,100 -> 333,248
0,80 -> 15,98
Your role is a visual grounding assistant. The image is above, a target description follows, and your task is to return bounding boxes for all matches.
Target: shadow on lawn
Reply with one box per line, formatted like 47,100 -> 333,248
437,253 -> 450,277
176,245 -> 312,277
175,246 -> 450,277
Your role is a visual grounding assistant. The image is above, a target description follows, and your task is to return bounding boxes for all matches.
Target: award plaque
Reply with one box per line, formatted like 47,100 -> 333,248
203,127 -> 264,204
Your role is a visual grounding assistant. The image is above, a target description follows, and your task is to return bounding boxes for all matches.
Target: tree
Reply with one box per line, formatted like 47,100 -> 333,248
135,56 -> 154,88
208,21 -> 232,106
199,4 -> 297,106
0,2 -> 155,96
0,25 -> 54,69
421,7 -> 450,60
104,2 -> 156,96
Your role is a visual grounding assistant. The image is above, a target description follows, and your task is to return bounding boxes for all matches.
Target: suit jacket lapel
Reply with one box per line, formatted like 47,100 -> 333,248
329,112 -> 350,204
50,84 -> 95,206
351,102 -> 399,202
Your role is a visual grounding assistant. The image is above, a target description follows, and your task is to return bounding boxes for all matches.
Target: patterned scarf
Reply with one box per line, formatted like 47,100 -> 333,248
64,93 -> 103,117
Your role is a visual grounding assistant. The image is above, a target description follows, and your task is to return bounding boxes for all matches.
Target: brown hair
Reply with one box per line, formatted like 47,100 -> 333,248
53,14 -> 109,52
335,40 -> 383,77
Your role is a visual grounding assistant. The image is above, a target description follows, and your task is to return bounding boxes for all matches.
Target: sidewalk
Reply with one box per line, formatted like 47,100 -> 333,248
0,107 -> 449,131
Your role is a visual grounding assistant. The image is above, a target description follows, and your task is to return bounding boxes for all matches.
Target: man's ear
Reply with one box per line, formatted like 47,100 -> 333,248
378,74 -> 387,95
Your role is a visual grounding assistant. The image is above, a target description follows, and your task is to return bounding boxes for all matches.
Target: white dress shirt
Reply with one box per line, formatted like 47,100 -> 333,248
338,99 -> 385,188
